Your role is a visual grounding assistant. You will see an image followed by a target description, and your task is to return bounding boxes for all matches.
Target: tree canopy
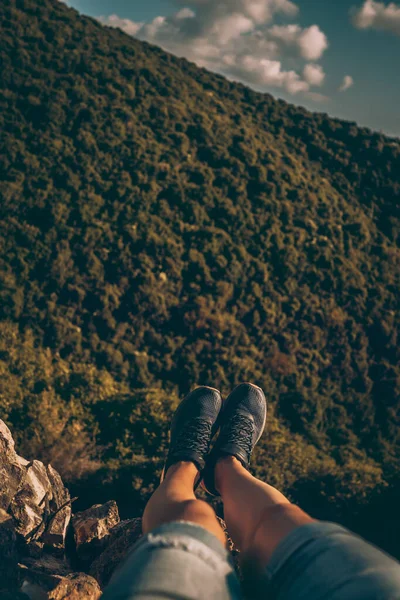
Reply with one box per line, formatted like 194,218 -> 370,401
0,0 -> 399,558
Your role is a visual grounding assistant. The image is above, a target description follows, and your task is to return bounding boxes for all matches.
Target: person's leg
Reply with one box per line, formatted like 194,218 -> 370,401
213,448 -> 400,600
202,382 -> 309,569
207,383 -> 400,600
103,387 -> 242,600
215,456 -> 313,568
103,468 -> 241,600
143,460 -> 226,546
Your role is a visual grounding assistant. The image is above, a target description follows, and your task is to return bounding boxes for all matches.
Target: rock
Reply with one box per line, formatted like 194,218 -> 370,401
42,466 -> 71,552
19,559 -> 101,600
47,574 -> 101,599
0,420 -> 17,453
19,554 -> 71,593
0,421 -> 26,511
10,460 -> 53,544
0,421 -> 71,561
90,517 -> 142,587
21,553 -> 70,571
0,508 -> 19,591
72,501 -> 120,566
0,421 -> 240,596
9,461 -> 71,553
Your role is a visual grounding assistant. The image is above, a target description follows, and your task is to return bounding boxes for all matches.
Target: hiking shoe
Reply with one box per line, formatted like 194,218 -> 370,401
202,383 -> 267,496
162,386 -> 222,481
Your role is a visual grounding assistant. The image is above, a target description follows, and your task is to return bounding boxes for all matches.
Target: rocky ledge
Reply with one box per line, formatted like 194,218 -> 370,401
0,420 -> 236,598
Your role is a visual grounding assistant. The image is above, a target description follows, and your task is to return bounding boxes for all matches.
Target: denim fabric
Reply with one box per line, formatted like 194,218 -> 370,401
101,520 -> 242,600
102,520 -> 400,600
262,522 -> 400,600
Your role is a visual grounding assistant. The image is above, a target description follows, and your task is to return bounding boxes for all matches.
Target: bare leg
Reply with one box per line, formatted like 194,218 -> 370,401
142,461 -> 226,547
215,456 -> 314,569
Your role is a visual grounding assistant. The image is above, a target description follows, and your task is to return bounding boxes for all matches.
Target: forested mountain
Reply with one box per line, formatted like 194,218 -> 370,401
1,0 -> 399,557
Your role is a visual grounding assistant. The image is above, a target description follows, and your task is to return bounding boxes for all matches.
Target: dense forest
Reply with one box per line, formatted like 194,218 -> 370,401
0,0 -> 399,558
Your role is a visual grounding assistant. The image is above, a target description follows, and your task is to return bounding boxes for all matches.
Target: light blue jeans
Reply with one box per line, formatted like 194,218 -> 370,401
102,520 -> 400,599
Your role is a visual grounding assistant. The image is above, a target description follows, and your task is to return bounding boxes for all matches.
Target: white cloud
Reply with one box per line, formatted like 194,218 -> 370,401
211,13 -> 255,43
98,0 -> 330,96
175,8 -> 196,20
98,14 -> 143,36
233,55 -> 310,93
268,24 -> 328,60
339,75 -> 354,91
173,0 -> 299,25
353,0 -> 400,35
268,24 -> 300,43
298,25 -> 329,60
303,64 -> 325,86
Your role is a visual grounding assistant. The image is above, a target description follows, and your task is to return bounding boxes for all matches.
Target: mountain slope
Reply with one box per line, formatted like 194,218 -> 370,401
0,0 -> 399,556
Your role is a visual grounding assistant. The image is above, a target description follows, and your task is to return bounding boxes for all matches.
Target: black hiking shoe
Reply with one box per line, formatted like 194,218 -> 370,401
202,383 -> 267,496
162,386 -> 222,481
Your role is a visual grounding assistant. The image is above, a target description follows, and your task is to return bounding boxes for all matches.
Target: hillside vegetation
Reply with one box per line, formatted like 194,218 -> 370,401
0,0 -> 399,557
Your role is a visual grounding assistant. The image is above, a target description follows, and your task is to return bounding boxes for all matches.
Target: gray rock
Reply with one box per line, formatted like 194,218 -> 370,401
42,466 -> 71,552
19,558 -> 101,600
20,554 -> 71,574
89,517 -> 142,587
0,421 -> 26,511
10,460 -> 53,543
72,500 -> 120,566
0,422 -> 71,555
19,555 -> 71,596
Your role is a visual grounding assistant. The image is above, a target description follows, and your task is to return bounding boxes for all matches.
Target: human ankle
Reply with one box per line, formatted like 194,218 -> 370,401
165,461 -> 199,482
214,455 -> 243,493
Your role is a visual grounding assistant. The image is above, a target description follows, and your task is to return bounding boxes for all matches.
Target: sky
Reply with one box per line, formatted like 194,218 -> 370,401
65,0 -> 400,138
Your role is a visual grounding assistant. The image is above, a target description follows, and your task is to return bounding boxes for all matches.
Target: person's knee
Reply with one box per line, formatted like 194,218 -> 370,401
244,503 -> 314,564
143,498 -> 216,533
178,500 -> 227,546
180,499 -> 216,521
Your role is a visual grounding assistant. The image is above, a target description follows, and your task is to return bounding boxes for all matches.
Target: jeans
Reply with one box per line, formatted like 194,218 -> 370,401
102,520 -> 400,599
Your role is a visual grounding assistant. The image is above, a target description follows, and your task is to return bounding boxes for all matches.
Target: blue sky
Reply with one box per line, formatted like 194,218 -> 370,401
67,0 -> 400,138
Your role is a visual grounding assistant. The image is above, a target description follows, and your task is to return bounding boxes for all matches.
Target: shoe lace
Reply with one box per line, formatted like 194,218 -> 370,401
219,413 -> 254,458
172,417 -> 212,458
